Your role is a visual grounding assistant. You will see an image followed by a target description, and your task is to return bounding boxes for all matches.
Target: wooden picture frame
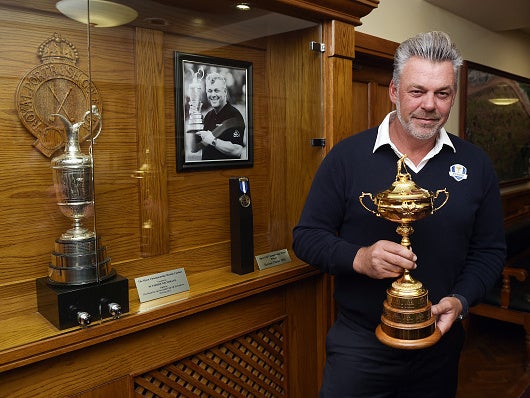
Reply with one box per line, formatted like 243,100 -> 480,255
460,61 -> 530,186
174,52 -> 253,171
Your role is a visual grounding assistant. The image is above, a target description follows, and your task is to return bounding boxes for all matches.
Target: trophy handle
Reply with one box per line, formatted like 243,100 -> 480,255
432,189 -> 449,213
50,105 -> 102,144
359,192 -> 378,216
84,105 -> 102,142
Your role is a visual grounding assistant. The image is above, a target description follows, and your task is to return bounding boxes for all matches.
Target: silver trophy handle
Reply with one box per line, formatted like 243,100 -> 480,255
85,105 -> 102,142
51,105 -> 102,145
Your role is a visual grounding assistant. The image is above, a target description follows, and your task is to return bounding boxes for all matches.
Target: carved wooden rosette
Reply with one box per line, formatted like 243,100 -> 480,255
15,32 -> 102,157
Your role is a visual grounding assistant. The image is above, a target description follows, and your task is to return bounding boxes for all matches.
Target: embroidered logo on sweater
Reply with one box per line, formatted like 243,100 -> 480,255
449,164 -> 468,181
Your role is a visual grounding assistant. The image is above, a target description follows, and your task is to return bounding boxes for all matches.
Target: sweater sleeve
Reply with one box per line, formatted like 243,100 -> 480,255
292,150 -> 361,276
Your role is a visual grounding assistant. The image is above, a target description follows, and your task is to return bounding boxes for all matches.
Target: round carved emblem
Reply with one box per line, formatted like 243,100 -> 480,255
15,33 -> 102,157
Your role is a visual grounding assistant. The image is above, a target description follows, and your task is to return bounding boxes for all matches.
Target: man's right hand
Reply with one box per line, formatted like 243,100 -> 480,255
352,240 -> 417,279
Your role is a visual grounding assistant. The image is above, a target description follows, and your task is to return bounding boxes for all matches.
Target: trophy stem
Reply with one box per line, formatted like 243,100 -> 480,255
395,222 -> 419,285
396,222 -> 413,249
61,217 -> 95,241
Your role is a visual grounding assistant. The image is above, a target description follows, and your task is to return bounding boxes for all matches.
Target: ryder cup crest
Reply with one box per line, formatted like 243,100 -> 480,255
449,164 -> 468,181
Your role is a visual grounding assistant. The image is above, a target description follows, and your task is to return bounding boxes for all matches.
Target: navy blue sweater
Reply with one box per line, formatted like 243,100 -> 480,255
293,127 -> 506,331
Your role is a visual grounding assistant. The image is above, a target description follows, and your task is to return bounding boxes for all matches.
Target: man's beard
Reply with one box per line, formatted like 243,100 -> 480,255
395,102 -> 442,141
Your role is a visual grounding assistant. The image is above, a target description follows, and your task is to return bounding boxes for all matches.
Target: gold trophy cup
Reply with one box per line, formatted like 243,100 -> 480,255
359,155 -> 449,349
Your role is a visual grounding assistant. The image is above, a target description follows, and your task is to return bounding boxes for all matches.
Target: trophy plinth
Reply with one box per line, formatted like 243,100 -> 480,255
360,155 -> 449,349
48,236 -> 115,285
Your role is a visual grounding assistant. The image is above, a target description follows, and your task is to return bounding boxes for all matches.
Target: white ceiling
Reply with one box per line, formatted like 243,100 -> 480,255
425,0 -> 530,36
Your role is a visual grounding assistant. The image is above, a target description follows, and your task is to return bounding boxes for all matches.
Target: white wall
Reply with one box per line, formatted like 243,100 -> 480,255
356,0 -> 530,136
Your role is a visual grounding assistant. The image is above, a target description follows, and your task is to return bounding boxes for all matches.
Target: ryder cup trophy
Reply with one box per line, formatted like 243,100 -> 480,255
359,155 -> 449,349
36,106 -> 128,329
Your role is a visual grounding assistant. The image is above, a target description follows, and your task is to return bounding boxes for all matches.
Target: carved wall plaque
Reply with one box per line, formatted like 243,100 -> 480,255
15,33 -> 102,157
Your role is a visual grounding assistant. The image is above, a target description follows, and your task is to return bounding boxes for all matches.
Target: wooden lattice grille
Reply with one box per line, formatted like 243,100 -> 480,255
134,321 -> 286,397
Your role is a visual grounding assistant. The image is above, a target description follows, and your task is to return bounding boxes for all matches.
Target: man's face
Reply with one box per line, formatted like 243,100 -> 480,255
206,79 -> 227,110
389,57 -> 456,140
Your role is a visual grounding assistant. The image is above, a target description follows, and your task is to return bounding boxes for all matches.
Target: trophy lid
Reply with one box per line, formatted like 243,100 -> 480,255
376,156 -> 432,202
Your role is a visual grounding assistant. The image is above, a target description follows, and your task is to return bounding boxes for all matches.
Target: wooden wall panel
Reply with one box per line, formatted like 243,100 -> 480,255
351,51 -> 394,133
268,28 -> 325,249
351,81 -> 369,133
135,28 -> 169,257
72,376 -> 131,398
370,82 -> 394,127
161,35 -> 271,262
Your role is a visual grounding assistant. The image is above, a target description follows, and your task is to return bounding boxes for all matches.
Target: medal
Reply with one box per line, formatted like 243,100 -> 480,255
238,177 -> 251,208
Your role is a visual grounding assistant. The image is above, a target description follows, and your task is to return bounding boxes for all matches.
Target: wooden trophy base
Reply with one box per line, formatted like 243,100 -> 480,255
376,324 -> 442,349
376,273 -> 442,350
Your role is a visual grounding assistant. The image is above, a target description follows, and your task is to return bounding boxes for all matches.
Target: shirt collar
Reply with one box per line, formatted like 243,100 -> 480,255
373,111 -> 456,173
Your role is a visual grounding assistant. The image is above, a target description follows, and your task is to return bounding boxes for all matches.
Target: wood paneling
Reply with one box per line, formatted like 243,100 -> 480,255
324,56 -> 354,146
72,377 -> 131,398
268,28 -> 325,249
351,51 -> 394,132
135,28 -> 169,257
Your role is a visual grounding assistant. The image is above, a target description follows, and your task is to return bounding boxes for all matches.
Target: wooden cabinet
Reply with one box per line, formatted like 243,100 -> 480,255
0,1 -> 378,396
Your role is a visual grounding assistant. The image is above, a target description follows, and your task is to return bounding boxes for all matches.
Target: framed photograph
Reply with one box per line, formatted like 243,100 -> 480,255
175,52 -> 253,171
460,61 -> 530,186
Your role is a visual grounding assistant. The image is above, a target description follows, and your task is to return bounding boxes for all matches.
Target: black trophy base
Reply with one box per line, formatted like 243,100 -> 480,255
36,274 -> 129,330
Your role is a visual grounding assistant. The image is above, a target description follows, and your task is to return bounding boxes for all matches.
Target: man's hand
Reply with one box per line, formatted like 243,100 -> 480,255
196,130 -> 216,146
353,240 -> 417,279
431,296 -> 463,335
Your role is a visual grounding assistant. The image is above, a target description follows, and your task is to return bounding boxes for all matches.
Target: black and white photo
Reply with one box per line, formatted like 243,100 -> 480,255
175,52 -> 253,171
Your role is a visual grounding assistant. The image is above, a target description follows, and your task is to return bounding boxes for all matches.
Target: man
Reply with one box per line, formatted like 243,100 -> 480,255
192,72 -> 245,160
293,31 -> 506,397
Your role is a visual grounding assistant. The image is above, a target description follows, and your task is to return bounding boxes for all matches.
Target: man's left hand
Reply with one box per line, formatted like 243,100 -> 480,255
431,296 -> 463,335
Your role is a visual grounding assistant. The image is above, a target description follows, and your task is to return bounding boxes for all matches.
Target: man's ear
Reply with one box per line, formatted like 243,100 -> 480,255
388,79 -> 398,103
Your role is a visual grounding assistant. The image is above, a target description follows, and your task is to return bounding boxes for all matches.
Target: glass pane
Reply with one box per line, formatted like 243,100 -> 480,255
0,0 -> 323,352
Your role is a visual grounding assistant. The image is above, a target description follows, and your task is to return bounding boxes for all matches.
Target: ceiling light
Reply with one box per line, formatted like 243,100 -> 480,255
236,3 -> 251,11
488,98 -> 520,106
56,0 -> 138,28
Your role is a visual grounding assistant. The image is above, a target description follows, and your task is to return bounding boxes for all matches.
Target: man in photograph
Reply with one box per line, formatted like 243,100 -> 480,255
189,72 -> 246,161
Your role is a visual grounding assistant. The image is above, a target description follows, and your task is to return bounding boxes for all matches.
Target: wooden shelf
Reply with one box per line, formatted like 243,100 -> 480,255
0,259 -> 318,373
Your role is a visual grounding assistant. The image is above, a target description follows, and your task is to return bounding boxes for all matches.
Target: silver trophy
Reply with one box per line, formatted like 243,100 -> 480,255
48,106 -> 114,285
186,67 -> 205,152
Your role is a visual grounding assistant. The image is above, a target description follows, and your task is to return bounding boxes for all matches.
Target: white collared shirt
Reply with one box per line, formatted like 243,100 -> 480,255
373,111 -> 456,173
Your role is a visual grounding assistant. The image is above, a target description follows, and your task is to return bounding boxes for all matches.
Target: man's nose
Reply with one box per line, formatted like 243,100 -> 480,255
421,93 -> 436,110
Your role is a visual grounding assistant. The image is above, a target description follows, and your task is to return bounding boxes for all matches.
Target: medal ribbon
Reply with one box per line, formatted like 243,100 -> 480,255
239,178 -> 248,194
